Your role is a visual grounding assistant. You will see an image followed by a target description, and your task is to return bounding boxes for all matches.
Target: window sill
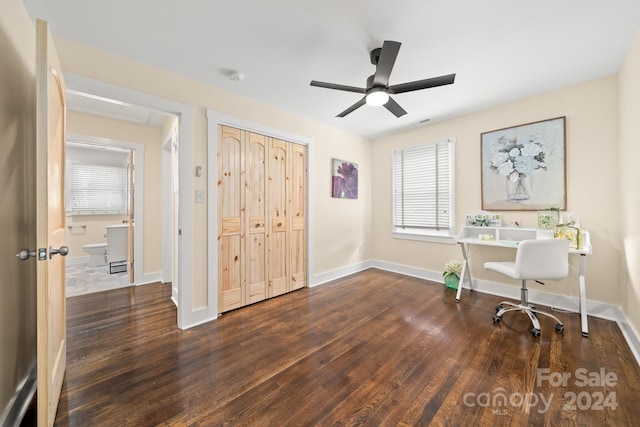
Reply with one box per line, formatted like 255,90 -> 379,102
392,230 -> 456,244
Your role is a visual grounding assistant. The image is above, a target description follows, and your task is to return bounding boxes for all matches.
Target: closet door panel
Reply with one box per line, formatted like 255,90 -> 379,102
218,126 -> 244,312
268,138 -> 289,297
220,235 -> 242,309
269,234 -> 288,296
245,132 -> 267,304
290,144 -> 306,290
247,234 -> 266,303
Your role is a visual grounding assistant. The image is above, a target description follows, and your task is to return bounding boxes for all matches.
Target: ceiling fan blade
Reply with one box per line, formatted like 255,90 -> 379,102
384,97 -> 407,118
389,73 -> 456,94
336,97 -> 366,117
310,80 -> 366,94
373,40 -> 401,87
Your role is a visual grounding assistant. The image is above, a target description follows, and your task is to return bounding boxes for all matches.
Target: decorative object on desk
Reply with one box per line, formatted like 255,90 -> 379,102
443,260 -> 462,290
554,213 -> 583,250
538,208 -> 561,229
331,158 -> 358,199
478,234 -> 495,241
466,211 -> 502,227
481,116 -> 566,211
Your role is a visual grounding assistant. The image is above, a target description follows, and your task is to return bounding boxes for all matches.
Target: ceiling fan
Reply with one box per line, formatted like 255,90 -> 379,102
310,40 -> 456,118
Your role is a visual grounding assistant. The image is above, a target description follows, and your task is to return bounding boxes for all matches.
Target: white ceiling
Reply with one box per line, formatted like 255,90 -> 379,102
23,0 -> 640,139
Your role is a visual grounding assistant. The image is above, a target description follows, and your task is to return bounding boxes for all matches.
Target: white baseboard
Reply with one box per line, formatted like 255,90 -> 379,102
370,259 -> 443,283
171,285 -> 178,307
613,311 -> 640,366
135,271 -> 162,286
310,259 -> 640,367
309,260 -> 373,287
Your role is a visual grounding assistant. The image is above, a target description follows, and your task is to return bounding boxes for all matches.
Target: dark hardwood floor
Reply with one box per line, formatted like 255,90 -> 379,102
29,269 -> 640,425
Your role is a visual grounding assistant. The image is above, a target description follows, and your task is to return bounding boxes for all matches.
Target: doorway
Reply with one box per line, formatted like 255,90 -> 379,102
64,139 -> 138,297
63,72 -> 195,329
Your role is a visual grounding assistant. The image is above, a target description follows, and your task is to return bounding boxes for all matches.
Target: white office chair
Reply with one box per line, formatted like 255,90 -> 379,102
484,238 -> 570,337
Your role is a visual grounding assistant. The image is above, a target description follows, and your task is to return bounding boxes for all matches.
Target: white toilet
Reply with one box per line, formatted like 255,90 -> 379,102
82,243 -> 108,266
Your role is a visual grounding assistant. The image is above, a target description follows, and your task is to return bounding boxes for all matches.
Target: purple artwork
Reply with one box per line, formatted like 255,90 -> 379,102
332,159 -> 358,199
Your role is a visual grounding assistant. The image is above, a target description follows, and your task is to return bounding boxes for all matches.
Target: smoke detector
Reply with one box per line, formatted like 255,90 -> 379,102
228,71 -> 245,81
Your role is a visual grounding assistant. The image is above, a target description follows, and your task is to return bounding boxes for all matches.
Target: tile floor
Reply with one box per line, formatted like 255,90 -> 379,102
65,263 -> 133,298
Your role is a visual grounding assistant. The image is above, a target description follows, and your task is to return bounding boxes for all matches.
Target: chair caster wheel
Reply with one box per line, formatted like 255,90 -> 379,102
495,305 -> 503,313
492,315 -> 501,323
555,324 -> 564,333
531,328 -> 541,337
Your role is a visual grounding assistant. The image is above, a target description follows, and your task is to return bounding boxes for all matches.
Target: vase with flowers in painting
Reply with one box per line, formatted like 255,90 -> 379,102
489,134 -> 547,202
506,173 -> 531,201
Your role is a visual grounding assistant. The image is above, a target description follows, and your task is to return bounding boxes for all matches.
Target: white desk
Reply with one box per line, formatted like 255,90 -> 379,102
455,226 -> 593,337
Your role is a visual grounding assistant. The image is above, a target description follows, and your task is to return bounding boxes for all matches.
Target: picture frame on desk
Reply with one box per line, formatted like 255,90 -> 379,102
481,116 -> 566,211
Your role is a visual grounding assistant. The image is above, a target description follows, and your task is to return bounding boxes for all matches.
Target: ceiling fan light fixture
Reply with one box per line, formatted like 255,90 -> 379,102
310,40 -> 455,118
365,88 -> 389,107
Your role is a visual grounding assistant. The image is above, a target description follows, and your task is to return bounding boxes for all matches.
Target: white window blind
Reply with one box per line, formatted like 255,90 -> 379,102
68,163 -> 127,215
393,139 -> 455,240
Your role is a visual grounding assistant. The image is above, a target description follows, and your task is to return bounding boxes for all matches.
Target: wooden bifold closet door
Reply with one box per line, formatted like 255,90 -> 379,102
218,125 -> 306,313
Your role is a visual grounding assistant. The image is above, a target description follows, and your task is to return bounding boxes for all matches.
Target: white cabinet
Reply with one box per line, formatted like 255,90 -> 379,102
106,224 -> 128,264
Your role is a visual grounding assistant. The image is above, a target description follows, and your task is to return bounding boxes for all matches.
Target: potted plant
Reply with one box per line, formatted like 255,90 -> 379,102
443,260 -> 462,290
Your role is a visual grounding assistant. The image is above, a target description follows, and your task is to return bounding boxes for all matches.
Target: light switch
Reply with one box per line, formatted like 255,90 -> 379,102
195,190 -> 205,203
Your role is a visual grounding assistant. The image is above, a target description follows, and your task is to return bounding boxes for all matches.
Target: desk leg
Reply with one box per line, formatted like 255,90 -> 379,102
456,243 -> 472,302
579,254 -> 589,337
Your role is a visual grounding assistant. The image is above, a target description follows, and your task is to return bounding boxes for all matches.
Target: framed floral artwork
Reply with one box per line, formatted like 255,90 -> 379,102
331,158 -> 358,199
481,116 -> 566,211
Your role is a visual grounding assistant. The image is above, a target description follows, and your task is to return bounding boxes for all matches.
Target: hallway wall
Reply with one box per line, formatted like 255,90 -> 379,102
0,0 -> 37,421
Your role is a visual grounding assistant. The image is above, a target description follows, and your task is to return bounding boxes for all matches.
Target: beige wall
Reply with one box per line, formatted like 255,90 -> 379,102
312,126 -> 372,271
619,29 -> 640,334
54,37 -> 372,307
66,111 -> 164,274
372,76 -> 621,305
0,0 -> 37,417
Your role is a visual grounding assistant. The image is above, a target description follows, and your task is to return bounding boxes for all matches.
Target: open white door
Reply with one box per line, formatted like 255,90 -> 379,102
127,150 -> 134,283
172,125 -> 180,308
36,19 -> 67,426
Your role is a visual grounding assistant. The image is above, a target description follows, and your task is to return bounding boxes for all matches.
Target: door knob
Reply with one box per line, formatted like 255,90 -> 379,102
49,246 -> 69,259
16,249 -> 37,260
17,248 -> 49,261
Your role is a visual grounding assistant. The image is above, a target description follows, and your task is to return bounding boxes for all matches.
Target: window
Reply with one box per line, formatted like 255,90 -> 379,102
392,138 -> 455,243
67,162 -> 128,215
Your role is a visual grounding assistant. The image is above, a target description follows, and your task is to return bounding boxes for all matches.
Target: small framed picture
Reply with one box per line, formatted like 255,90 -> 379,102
331,158 -> 358,199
